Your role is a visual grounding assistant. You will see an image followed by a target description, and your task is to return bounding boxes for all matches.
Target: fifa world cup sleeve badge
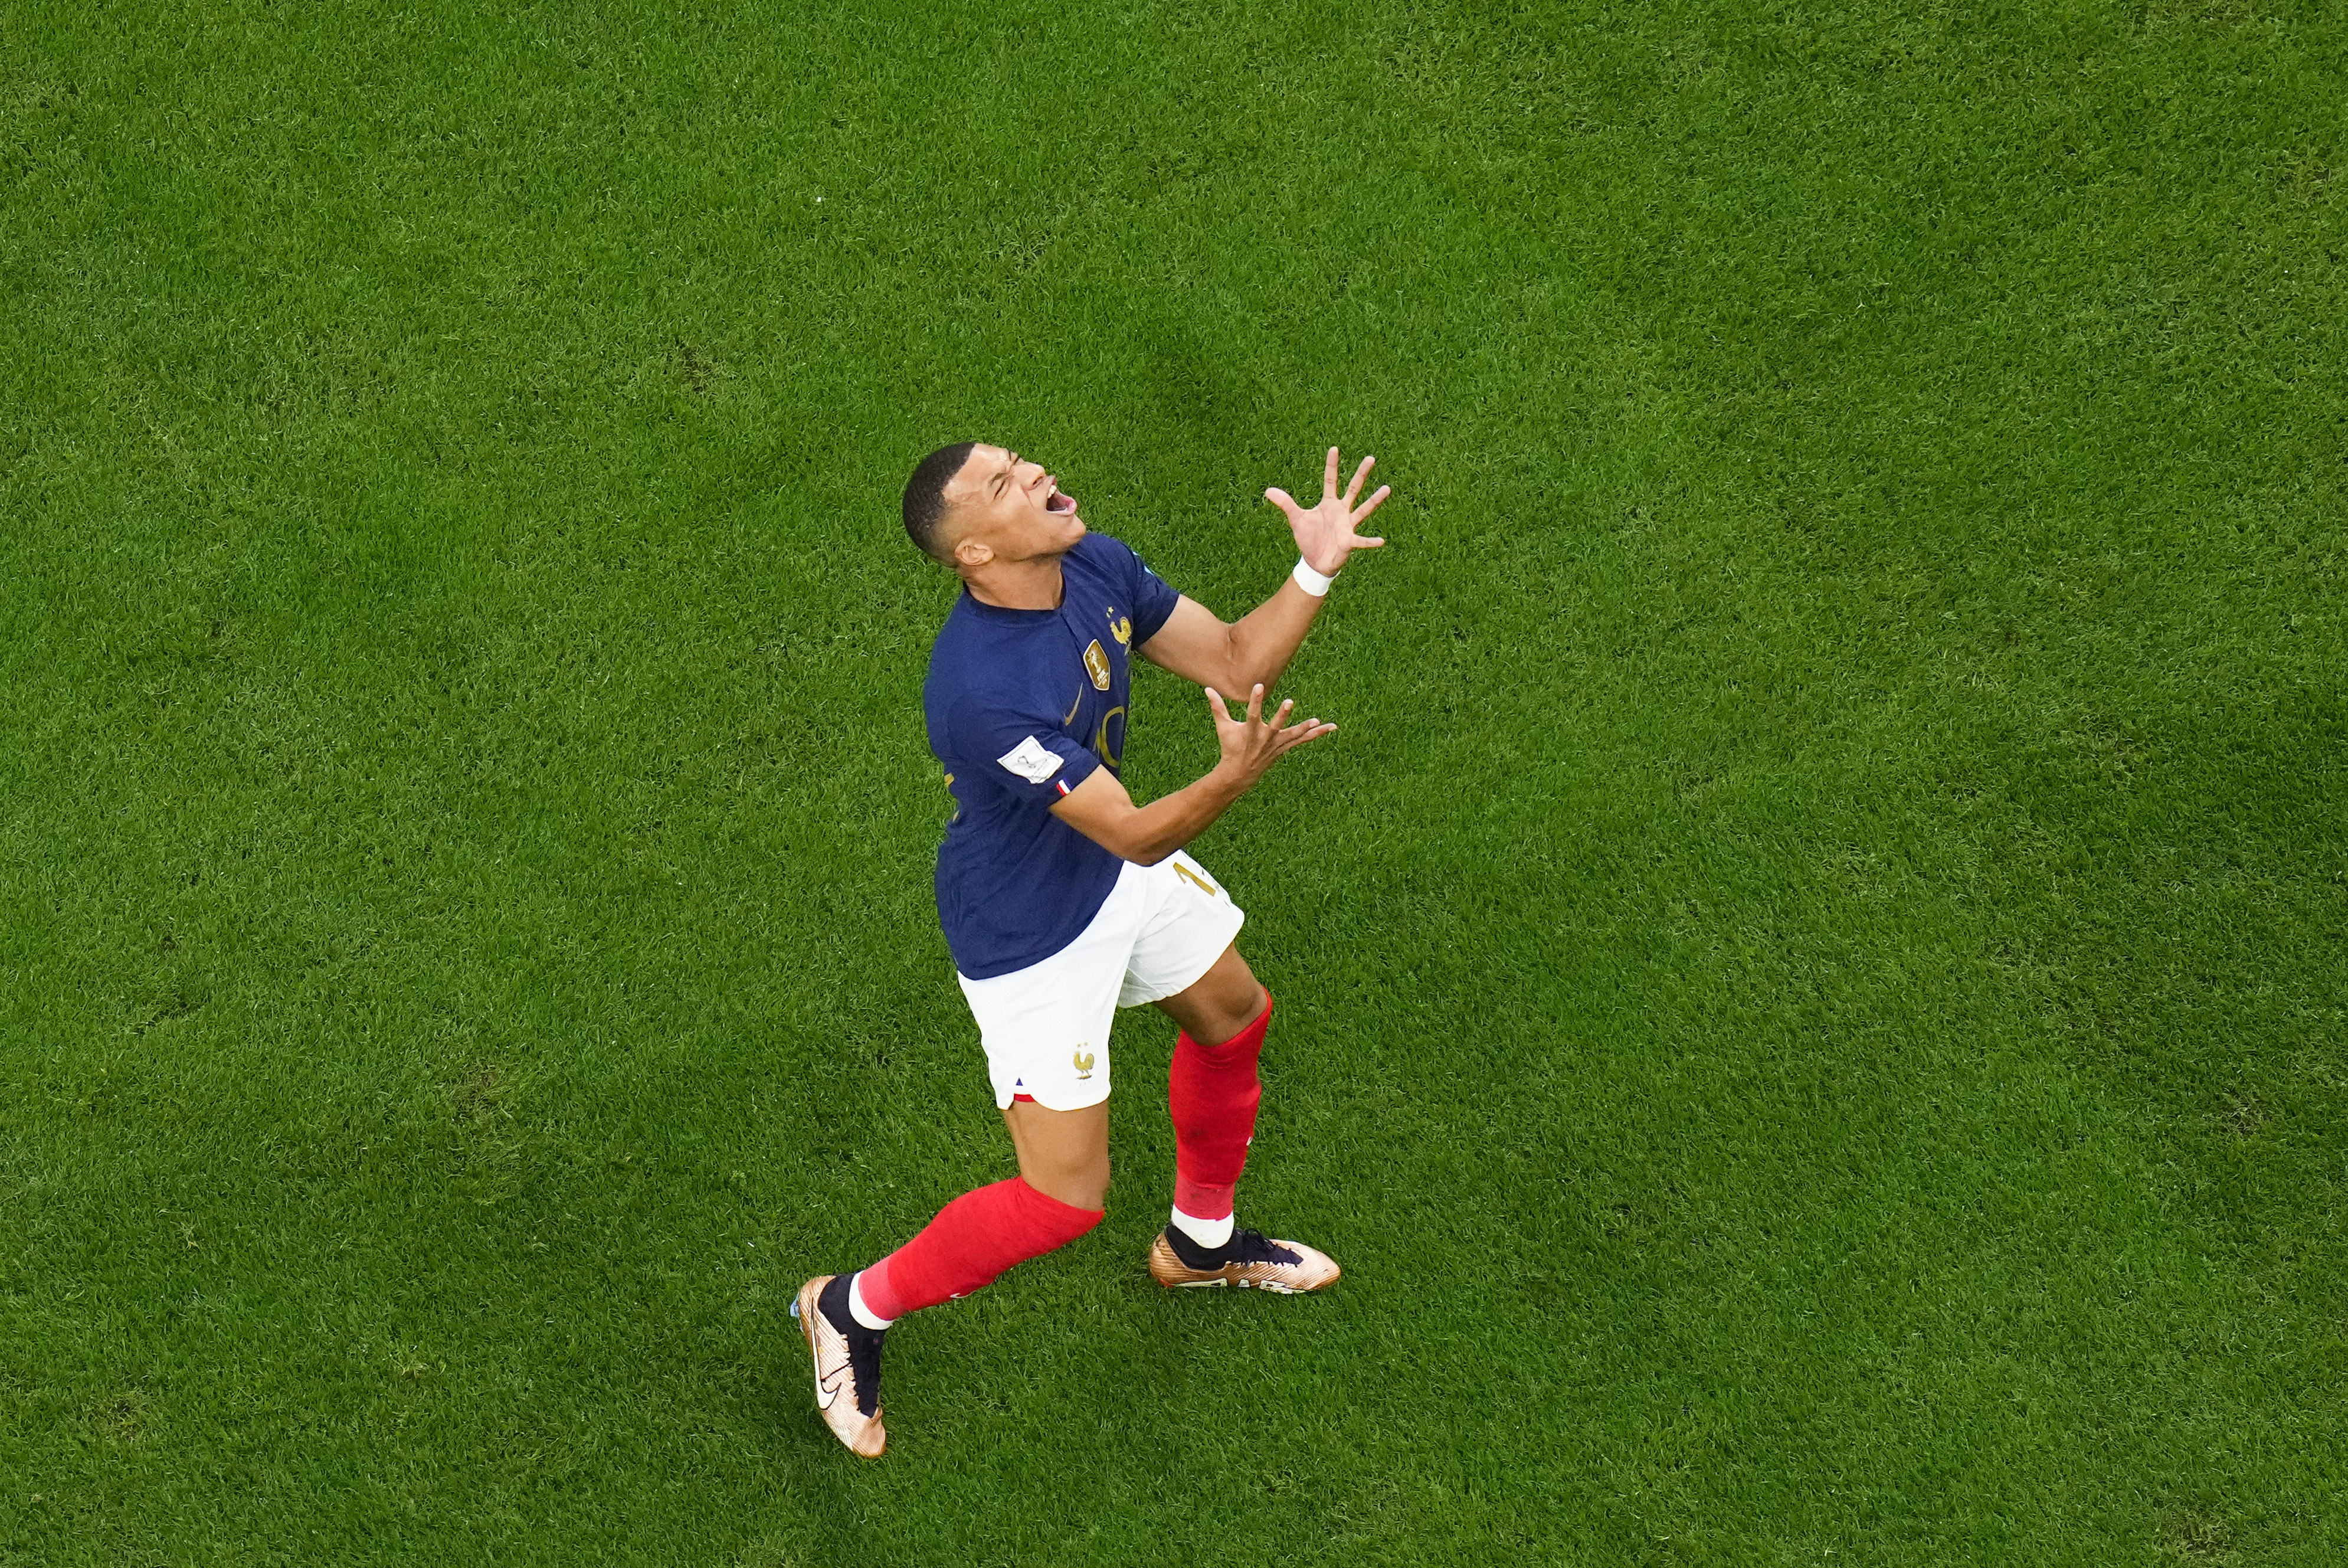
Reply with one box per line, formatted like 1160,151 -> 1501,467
997,735 -> 1065,783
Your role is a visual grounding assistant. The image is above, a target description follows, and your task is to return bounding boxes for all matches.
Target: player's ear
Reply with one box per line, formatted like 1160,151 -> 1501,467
952,535 -> 994,569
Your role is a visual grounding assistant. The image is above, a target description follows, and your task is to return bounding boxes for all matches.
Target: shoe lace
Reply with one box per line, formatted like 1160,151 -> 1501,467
1227,1229 -> 1303,1267
820,1277 -> 886,1417
846,1327 -> 884,1418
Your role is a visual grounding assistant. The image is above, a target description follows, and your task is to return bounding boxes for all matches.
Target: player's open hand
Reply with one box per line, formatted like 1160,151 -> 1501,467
1204,683 -> 1336,785
1265,447 -> 1391,577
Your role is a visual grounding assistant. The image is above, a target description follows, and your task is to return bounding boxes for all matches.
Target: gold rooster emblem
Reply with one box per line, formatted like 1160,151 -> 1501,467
1072,1048 -> 1096,1080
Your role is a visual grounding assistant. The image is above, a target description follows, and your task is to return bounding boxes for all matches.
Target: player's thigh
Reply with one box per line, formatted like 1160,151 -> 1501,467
958,954 -> 1123,1112
957,870 -> 1154,1111
1120,850 -> 1248,1023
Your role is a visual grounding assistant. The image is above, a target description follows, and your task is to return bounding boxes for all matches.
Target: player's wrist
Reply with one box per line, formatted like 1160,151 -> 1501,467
1205,756 -> 1268,802
1205,755 -> 1252,790
1292,556 -> 1340,597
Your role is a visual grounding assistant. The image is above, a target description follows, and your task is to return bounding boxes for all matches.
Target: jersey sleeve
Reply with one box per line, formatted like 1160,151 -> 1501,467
1123,541 -> 1182,644
945,690 -> 1103,804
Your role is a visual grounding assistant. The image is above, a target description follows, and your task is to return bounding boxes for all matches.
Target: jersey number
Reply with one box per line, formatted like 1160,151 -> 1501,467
1092,704 -> 1125,770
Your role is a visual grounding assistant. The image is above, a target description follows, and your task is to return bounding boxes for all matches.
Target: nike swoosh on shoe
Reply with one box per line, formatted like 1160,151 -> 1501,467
795,1275 -> 888,1458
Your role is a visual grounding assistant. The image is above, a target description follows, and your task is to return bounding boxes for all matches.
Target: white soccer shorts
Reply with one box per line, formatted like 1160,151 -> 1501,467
957,849 -> 1245,1112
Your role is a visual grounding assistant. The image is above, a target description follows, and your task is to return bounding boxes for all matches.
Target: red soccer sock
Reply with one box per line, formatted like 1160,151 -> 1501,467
856,1177 -> 1103,1321
1168,994 -> 1271,1222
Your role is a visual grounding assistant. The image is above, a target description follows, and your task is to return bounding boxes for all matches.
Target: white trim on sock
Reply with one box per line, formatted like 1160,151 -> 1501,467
847,1271 -> 895,1331
1170,1206 -> 1234,1251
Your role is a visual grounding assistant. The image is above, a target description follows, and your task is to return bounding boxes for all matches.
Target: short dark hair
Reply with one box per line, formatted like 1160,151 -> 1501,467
903,442 -> 978,563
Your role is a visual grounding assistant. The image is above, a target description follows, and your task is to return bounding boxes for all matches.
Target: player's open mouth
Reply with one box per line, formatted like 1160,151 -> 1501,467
1046,485 -> 1078,515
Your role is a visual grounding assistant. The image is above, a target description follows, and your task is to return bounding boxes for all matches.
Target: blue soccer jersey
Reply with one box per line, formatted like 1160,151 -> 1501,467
925,532 -> 1183,979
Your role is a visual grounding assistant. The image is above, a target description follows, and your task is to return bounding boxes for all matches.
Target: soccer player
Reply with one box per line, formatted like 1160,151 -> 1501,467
793,442 -> 1391,1458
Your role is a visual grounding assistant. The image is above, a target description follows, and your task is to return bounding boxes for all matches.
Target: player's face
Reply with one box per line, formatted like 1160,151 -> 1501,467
943,444 -> 1085,565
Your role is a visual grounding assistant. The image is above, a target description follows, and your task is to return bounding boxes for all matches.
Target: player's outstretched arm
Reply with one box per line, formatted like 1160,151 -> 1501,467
1138,447 -> 1391,696
1051,684 -> 1334,865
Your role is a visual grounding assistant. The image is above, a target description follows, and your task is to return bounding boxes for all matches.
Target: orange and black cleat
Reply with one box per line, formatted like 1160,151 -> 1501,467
791,1275 -> 887,1458
1148,1227 -> 1341,1294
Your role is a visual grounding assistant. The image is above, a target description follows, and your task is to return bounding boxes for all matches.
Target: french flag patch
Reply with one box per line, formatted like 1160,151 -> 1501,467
1055,779 -> 1072,796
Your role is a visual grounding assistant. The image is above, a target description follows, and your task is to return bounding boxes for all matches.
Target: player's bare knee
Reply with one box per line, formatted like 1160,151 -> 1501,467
1044,1157 -> 1109,1212
1203,979 -> 1268,1045
1158,946 -> 1266,1045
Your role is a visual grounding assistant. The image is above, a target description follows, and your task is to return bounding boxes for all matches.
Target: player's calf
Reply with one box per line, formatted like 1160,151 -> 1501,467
1166,993 -> 1270,1244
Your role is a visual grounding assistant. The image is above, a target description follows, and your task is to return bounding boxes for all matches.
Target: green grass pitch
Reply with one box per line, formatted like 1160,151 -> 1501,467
4,0 -> 2343,1562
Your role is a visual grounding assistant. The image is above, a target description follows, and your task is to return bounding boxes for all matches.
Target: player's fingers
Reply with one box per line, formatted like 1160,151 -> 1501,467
1245,683 -> 1266,724
1351,484 -> 1393,524
1280,721 -> 1337,752
1264,487 -> 1301,522
1269,698 -> 1295,732
1342,454 -> 1374,506
1204,686 -> 1234,724
1322,446 -> 1341,498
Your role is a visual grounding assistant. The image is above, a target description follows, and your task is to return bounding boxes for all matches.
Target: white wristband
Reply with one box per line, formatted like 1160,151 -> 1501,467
1291,557 -> 1338,597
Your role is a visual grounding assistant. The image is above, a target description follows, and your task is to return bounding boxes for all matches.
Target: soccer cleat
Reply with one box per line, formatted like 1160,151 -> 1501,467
791,1275 -> 887,1458
1148,1226 -> 1341,1294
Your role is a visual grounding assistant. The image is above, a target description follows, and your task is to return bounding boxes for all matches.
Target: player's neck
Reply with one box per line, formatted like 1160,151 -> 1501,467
961,555 -> 1066,613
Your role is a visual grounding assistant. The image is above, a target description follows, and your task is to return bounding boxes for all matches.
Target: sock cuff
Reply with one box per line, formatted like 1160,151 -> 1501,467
1010,1176 -> 1108,1229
